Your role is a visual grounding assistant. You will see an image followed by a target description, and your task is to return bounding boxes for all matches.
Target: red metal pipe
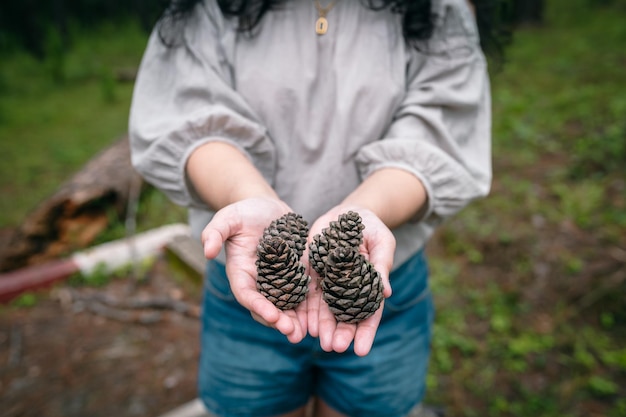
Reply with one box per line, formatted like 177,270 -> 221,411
0,259 -> 78,303
0,223 -> 191,304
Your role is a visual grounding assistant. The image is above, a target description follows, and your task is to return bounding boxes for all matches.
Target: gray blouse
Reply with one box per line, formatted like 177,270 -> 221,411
129,0 -> 492,269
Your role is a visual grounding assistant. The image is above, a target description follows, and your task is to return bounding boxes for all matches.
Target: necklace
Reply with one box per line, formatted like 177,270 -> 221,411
314,0 -> 339,35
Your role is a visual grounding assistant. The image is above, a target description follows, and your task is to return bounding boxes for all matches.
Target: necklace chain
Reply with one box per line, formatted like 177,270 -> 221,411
314,0 -> 338,17
314,0 -> 339,35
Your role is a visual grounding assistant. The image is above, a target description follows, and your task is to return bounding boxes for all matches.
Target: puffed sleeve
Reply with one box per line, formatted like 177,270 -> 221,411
355,0 -> 491,224
129,0 -> 275,208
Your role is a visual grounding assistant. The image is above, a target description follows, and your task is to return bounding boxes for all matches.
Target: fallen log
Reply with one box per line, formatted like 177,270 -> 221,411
0,224 -> 191,303
0,135 -> 143,272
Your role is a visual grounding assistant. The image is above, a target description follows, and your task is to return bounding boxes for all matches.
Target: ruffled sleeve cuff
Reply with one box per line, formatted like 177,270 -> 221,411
131,105 -> 275,209
355,137 -> 490,224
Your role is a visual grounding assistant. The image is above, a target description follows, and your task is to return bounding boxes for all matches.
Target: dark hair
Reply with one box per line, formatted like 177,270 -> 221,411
157,0 -> 511,58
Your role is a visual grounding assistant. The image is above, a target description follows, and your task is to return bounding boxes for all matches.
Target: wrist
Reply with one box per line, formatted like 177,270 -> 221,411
342,168 -> 428,229
187,141 -> 278,210
226,182 -> 280,205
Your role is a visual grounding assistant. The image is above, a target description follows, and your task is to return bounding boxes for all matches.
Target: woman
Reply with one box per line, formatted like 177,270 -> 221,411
129,1 -> 503,416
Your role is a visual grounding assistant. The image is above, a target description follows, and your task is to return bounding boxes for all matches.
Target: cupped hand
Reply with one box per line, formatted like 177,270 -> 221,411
305,205 -> 396,356
201,197 -> 307,343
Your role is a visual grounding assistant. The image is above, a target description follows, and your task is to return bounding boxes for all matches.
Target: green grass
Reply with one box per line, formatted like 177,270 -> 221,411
0,20 -> 152,227
491,1 -> 626,176
424,1 -> 626,415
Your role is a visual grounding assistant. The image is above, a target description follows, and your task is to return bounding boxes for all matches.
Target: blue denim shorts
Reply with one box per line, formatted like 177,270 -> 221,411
198,250 -> 433,417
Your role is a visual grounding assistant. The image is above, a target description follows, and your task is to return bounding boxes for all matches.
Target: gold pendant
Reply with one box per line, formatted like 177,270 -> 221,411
315,17 -> 328,35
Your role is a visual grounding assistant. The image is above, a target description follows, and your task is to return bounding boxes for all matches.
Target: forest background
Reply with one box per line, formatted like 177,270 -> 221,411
0,0 -> 625,416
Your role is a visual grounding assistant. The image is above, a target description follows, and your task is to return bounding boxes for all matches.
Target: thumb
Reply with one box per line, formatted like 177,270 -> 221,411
201,212 -> 234,259
367,235 -> 395,298
203,228 -> 226,259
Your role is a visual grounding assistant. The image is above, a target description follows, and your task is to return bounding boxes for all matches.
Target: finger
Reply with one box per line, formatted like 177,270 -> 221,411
367,236 -> 395,298
283,309 -> 306,344
251,309 -> 303,344
352,302 -> 385,356
331,322 -> 357,353
246,290 -> 282,325
202,210 -> 236,259
306,278 -> 322,338
250,310 -> 306,343
245,287 -> 303,342
251,311 -> 271,327
379,268 -> 393,299
318,302 -> 339,352
295,300 -> 309,338
229,261 -> 301,338
202,228 -> 227,259
226,255 -> 271,316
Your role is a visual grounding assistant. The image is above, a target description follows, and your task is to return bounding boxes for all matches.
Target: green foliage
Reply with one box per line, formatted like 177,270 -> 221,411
426,1 -> 626,413
43,27 -> 66,83
10,293 -> 38,308
67,263 -> 113,287
0,20 -> 148,227
492,0 -> 626,178
549,181 -> 605,229
99,67 -> 118,103
570,122 -> 626,179
611,399 -> 626,417
0,1 -> 161,57
67,256 -> 156,287
601,348 -> 626,371
90,186 -> 188,246
587,375 -> 619,397
135,187 -> 188,230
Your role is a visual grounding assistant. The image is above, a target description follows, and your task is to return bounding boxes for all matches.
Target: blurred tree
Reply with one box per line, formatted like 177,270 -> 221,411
0,0 -> 164,57
512,0 -> 545,24
0,0 -> 66,57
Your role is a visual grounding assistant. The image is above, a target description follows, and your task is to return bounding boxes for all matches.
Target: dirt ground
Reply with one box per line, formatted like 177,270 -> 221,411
0,257 -> 203,417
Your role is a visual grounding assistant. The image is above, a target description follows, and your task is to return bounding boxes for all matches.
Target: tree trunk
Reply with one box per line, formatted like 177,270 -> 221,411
0,136 -> 143,272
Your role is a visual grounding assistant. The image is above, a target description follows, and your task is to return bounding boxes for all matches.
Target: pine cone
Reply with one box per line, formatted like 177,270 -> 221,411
262,212 -> 309,258
308,233 -> 330,276
322,246 -> 383,324
308,211 -> 365,276
325,211 -> 365,249
256,236 -> 310,310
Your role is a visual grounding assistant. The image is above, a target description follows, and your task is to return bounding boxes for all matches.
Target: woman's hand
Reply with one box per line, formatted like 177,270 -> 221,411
201,197 -> 308,344
306,205 -> 395,356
